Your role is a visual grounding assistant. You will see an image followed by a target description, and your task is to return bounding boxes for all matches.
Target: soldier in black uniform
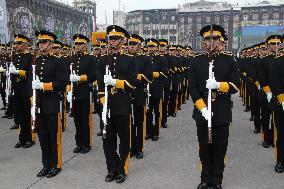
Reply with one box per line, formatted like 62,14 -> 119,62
10,34 -> 35,148
52,41 -> 68,132
167,45 -> 180,117
70,34 -> 97,154
188,25 -> 240,189
159,39 -> 170,128
128,34 -> 152,159
268,36 -> 284,173
0,44 -> 7,111
256,35 -> 280,148
97,25 -> 137,183
145,38 -> 168,141
32,30 -> 68,178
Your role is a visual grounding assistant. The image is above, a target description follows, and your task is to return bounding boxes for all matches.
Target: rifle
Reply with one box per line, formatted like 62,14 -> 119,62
5,44 -> 13,105
31,44 -> 37,132
207,24 -> 215,144
102,65 -> 111,139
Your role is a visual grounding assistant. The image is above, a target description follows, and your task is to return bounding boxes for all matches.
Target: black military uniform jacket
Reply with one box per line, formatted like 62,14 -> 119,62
148,54 -> 168,99
167,54 -> 181,86
12,52 -> 33,97
269,55 -> 284,112
0,53 -> 8,89
132,54 -> 152,106
71,53 -> 97,100
189,52 -> 240,125
97,52 -> 137,116
34,54 -> 68,114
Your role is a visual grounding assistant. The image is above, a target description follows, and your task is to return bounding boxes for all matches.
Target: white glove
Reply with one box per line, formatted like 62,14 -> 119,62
201,107 -> 210,121
67,92 -> 72,102
32,79 -> 44,90
104,75 -> 116,86
282,102 -> 284,111
70,74 -> 80,82
266,92 -> 272,102
206,79 -> 220,90
102,108 -> 107,125
258,85 -> 261,91
0,66 -> 6,73
9,65 -> 19,75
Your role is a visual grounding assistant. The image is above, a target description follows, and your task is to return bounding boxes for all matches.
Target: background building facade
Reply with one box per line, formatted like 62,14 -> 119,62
125,0 -> 284,51
4,0 -> 96,43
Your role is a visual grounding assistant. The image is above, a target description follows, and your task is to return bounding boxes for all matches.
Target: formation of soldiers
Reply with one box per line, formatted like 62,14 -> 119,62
238,34 -> 284,176
1,23 -> 283,189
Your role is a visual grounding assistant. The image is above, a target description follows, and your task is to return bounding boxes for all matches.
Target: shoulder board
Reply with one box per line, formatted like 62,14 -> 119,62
275,54 -> 284,59
220,51 -> 233,56
194,52 -> 205,57
125,53 -> 133,57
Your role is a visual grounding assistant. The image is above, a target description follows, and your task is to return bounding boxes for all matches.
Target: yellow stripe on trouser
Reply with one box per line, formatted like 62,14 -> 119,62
142,105 -> 146,152
260,108 -> 264,142
273,112 -> 277,161
57,112 -> 62,169
124,114 -> 131,175
158,98 -> 163,133
89,103 -> 93,146
63,92 -> 67,129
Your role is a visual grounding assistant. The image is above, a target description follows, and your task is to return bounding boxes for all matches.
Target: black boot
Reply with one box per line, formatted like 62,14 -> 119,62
37,167 -> 50,177
105,173 -> 116,182
136,152 -> 143,159
80,146 -> 91,154
275,162 -> 284,173
97,130 -> 103,136
22,141 -> 35,148
145,134 -> 151,140
10,124 -> 19,130
46,168 -> 61,178
73,146 -> 81,153
14,142 -> 23,148
262,141 -> 270,148
116,174 -> 126,183
197,182 -> 209,189
253,129 -> 260,134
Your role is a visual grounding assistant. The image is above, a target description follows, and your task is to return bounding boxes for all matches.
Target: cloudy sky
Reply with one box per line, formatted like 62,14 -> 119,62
62,0 -> 274,24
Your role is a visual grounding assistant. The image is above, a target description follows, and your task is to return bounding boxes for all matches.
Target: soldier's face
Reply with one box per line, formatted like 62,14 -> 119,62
93,49 -> 100,55
148,46 -> 158,54
128,43 -> 140,53
14,42 -> 27,52
101,47 -> 107,54
74,43 -> 87,52
159,46 -> 167,52
203,36 -> 220,51
108,36 -> 124,49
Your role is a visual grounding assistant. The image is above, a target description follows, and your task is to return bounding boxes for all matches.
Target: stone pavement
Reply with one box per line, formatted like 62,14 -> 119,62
0,95 -> 283,189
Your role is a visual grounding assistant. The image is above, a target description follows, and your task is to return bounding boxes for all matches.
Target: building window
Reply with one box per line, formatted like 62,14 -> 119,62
206,16 -> 210,23
262,14 -> 269,20
243,15 -> 248,21
180,17 -> 184,23
252,14 -> 258,21
197,17 -> 201,23
233,15 -> 239,22
171,16 -> 176,22
224,16 -> 229,22
273,13 -> 279,20
145,17 -> 149,22
215,17 -> 219,24
188,17 -> 193,23
162,16 -> 167,21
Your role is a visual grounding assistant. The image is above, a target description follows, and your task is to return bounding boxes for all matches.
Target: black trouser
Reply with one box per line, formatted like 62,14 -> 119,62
182,78 -> 187,103
245,84 -> 250,110
14,95 -> 32,143
162,87 -> 170,126
168,84 -> 178,116
197,122 -> 229,185
103,115 -> 130,175
131,105 -> 146,154
260,103 -> 274,144
177,83 -> 182,109
60,92 -> 67,131
274,111 -> 284,163
98,103 -> 104,131
6,94 -> 14,116
37,113 -> 62,169
251,91 -> 261,131
73,99 -> 92,148
0,86 -> 6,108
146,97 -> 162,137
